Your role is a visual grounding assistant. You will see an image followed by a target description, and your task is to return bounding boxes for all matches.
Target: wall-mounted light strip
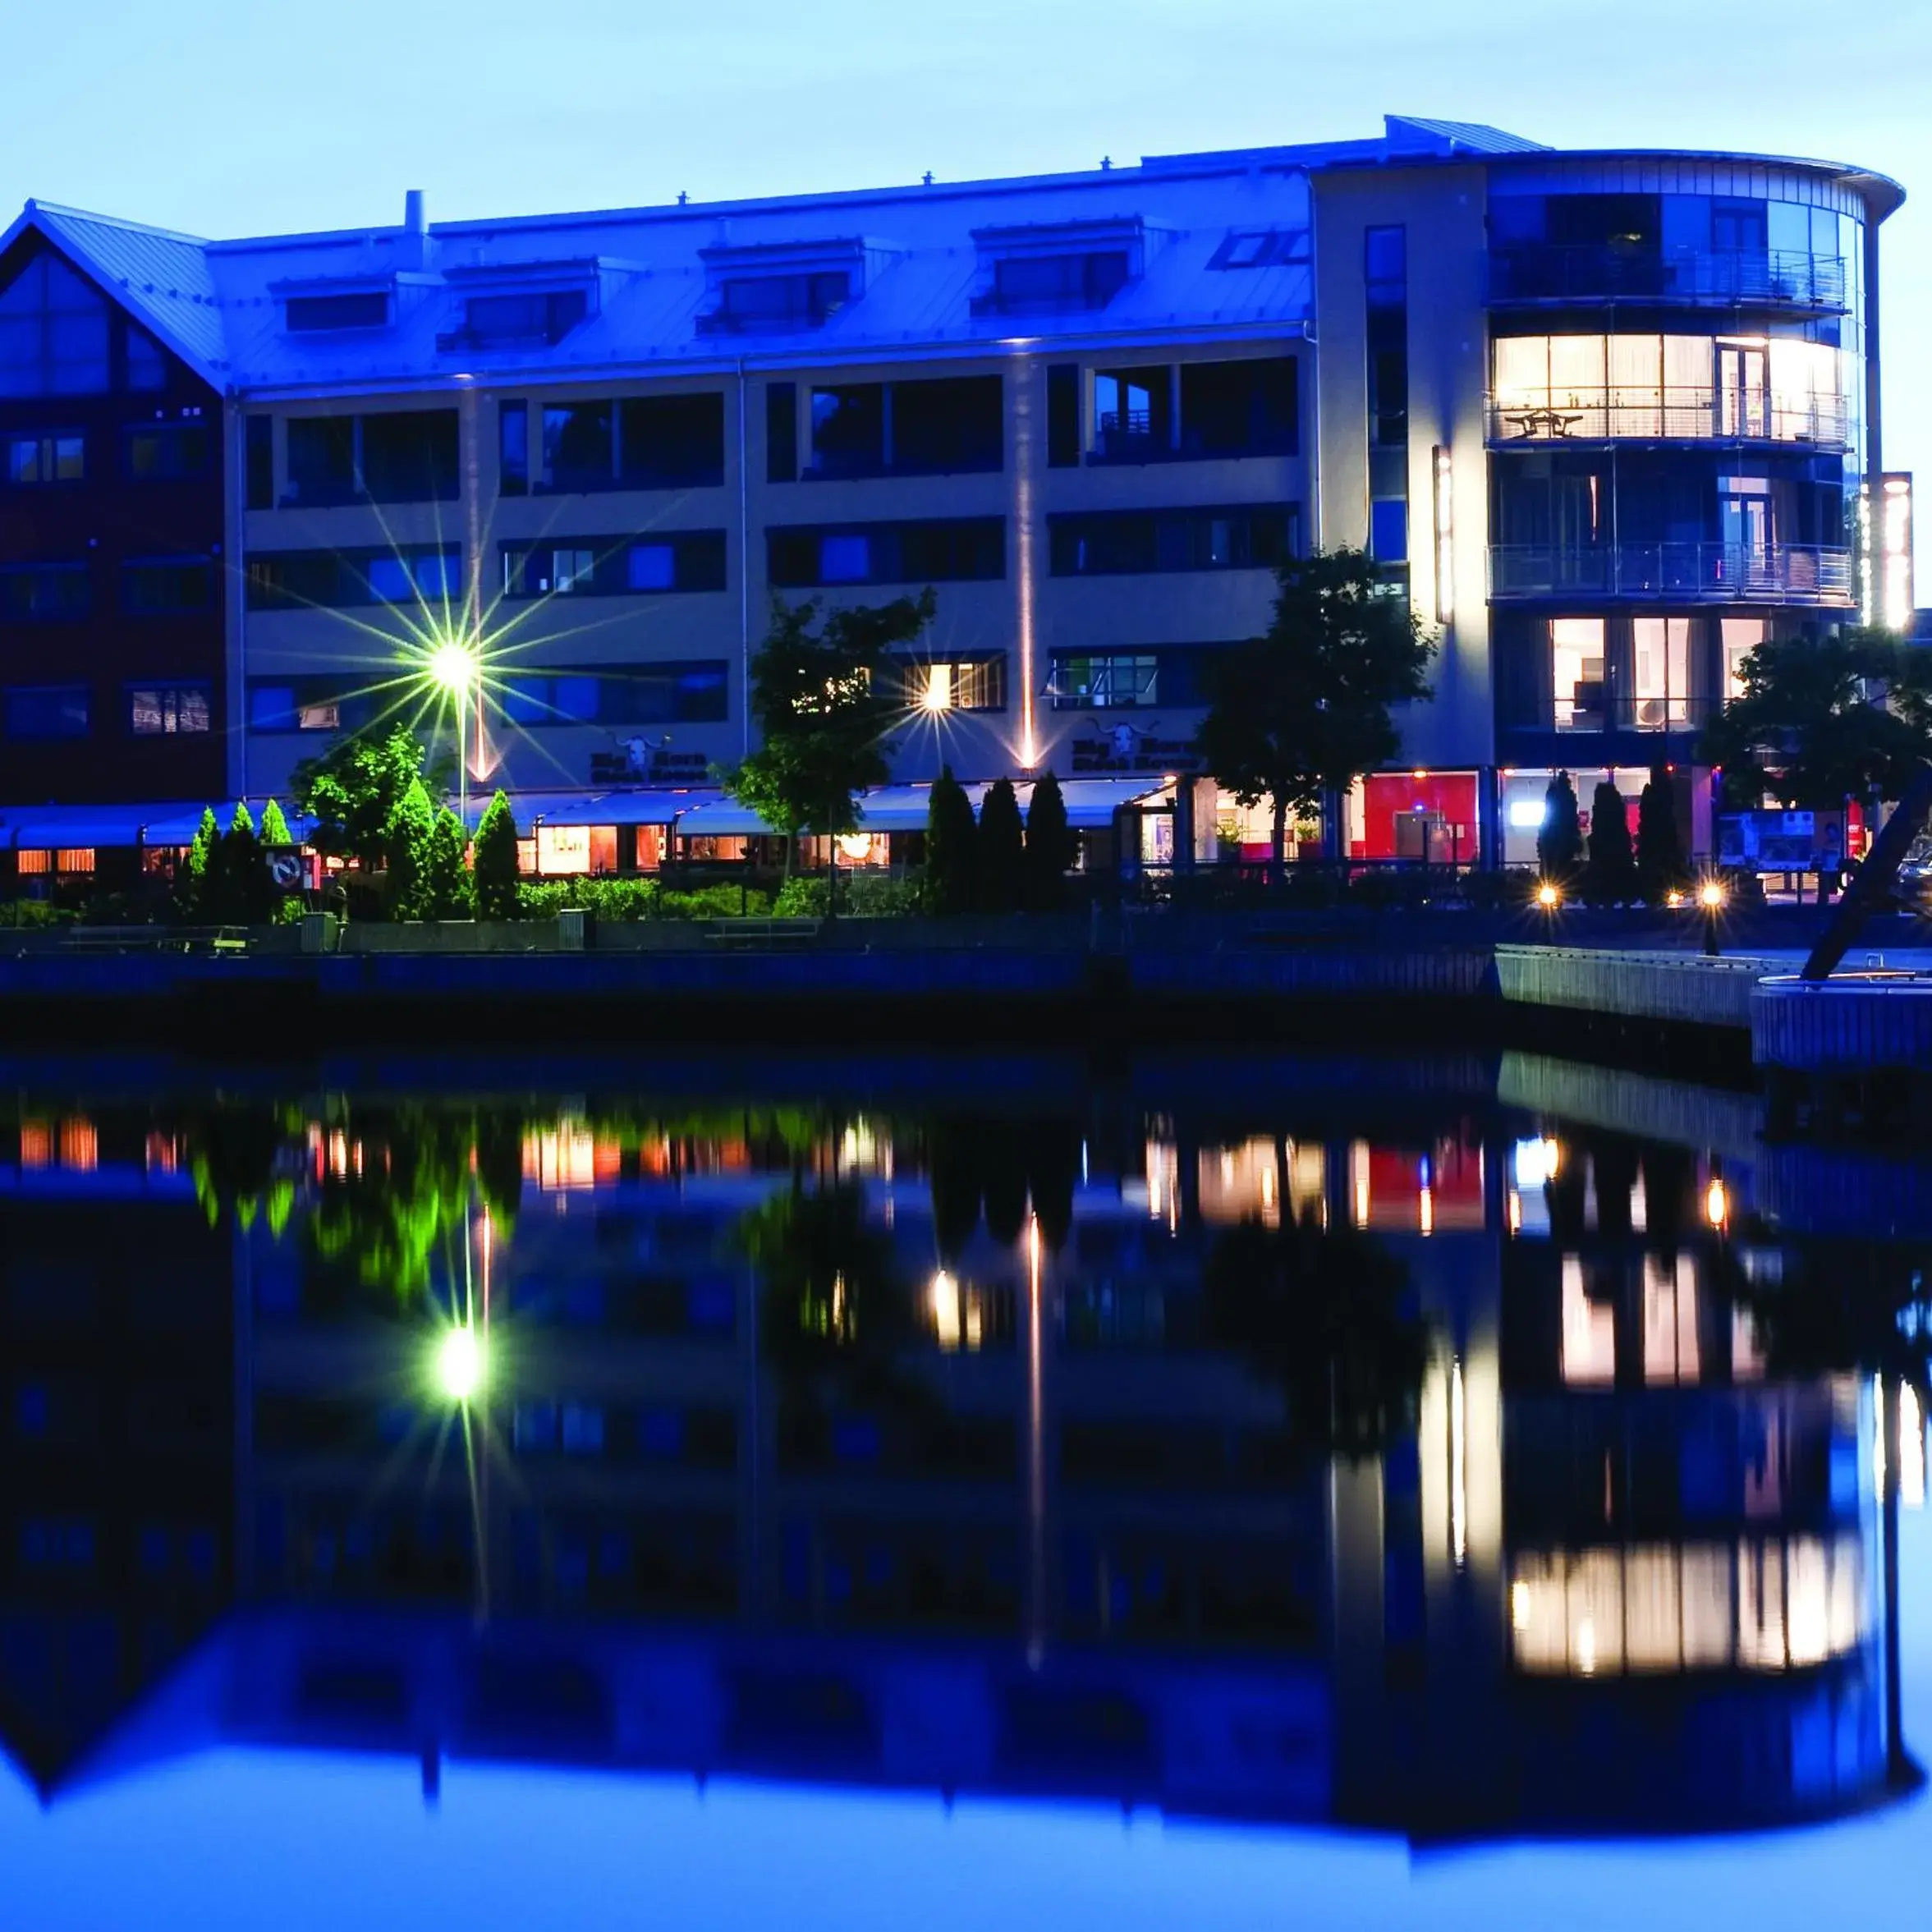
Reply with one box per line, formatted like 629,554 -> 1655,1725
1432,444 -> 1453,626
1449,1353 -> 1467,1569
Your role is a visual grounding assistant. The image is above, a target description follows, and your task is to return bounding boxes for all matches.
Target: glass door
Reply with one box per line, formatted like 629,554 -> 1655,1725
1719,479 -> 1774,590
1717,342 -> 1769,439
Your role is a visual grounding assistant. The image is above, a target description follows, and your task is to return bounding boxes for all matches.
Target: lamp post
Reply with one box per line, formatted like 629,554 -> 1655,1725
429,638 -> 479,831
1700,877 -> 1725,957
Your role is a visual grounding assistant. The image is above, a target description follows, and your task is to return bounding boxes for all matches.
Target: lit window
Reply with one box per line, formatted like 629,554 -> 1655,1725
1723,617 -> 1768,700
819,534 -> 871,584
1550,617 -> 1604,732
1630,617 -> 1691,728
1560,1253 -> 1615,1385
128,685 -> 212,735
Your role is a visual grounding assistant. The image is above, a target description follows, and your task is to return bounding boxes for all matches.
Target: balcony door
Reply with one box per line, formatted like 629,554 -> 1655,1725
1717,342 -> 1769,439
1719,478 -> 1774,590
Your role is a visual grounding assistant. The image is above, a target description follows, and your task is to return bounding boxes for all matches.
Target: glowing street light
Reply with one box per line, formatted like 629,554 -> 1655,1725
1705,1177 -> 1730,1230
1700,876 -> 1726,957
427,634 -> 480,827
433,1324 -> 488,1405
1535,880 -> 1561,911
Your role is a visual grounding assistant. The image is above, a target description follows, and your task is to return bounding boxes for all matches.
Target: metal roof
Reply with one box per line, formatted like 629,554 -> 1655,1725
1,114 -> 1902,399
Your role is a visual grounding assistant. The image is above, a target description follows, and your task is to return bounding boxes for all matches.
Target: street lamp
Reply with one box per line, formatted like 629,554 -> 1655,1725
432,1323 -> 487,1405
1699,877 -> 1725,957
429,636 -> 479,828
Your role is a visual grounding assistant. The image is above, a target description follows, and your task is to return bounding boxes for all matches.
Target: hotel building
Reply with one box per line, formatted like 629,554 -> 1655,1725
0,116 -> 1903,873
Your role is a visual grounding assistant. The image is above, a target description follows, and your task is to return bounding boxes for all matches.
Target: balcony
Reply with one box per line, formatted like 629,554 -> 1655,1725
1485,389 -> 1848,451
1488,543 -> 1853,605
1487,246 -> 1847,311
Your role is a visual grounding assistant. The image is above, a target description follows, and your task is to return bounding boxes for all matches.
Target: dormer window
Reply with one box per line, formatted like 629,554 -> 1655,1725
1210,230 -> 1310,270
695,237 -> 874,336
971,218 -> 1148,318
286,291 -> 390,332
716,270 -> 849,332
462,288 -> 588,346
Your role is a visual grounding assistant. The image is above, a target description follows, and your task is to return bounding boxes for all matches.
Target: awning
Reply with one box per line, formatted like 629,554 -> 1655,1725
534,788 -> 727,829
668,796 -> 771,838
1053,778 -> 1173,828
0,801 -> 319,849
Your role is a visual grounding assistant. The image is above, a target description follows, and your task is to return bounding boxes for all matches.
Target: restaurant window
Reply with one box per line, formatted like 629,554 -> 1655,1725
1630,617 -> 1691,727
1551,617 -> 1605,732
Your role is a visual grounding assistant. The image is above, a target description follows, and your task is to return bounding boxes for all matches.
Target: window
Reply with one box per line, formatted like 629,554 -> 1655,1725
1631,616 -> 1691,728
499,402 -> 529,496
1365,226 -> 1407,307
246,547 -> 462,610
1179,357 -> 1298,458
128,684 -> 212,735
247,678 -> 369,733
1723,617 -> 1768,700
4,684 -> 90,739
0,255 -> 110,396
1051,654 -> 1160,709
246,414 -> 273,509
1209,230 -> 1310,269
498,532 -> 726,599
123,558 -> 213,613
286,291 -> 388,332
987,251 -> 1129,314
457,289 -> 589,346
1551,617 -> 1605,732
1047,504 -> 1296,576
892,376 -> 1002,475
498,661 -> 729,726
766,518 -> 1005,589
1047,364 -> 1080,469
0,562 -> 90,620
810,385 -> 885,478
126,327 -> 167,392
284,415 -> 356,503
709,272 -> 849,333
4,430 -> 84,484
540,401 -> 613,489
1370,499 -> 1408,563
1092,368 -> 1169,458
898,655 -> 1005,713
619,392 -> 725,488
125,422 -> 209,480
360,410 -> 457,503
766,381 -> 798,483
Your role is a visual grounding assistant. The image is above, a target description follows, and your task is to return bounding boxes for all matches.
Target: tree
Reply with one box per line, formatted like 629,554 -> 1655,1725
1195,547 -> 1435,865
259,798 -> 292,847
472,790 -> 521,921
1700,626 -> 1932,810
1023,770 -> 1075,911
293,723 -> 440,870
176,806 -> 218,920
975,778 -> 1025,914
730,590 -> 936,876
1537,772 -> 1584,880
1586,779 -> 1634,902
424,808 -> 473,919
1636,767 -> 1686,898
230,800 -> 256,838
201,813 -> 275,924
923,766 -> 976,916
384,776 -> 438,920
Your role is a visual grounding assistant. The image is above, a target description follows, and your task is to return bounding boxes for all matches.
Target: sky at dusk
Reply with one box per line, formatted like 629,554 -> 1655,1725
1,0 -> 1928,552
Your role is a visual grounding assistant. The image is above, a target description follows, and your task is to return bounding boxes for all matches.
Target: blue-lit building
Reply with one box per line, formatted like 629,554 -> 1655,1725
0,116 -> 1904,872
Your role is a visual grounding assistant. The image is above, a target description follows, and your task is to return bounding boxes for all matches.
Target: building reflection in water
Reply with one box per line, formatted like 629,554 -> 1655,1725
0,1056 -> 1925,1843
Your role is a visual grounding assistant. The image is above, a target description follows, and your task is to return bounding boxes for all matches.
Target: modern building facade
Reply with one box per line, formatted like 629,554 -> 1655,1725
0,117 -> 1905,870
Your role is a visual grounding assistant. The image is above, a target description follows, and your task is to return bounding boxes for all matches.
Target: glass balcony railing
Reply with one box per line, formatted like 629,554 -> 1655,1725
1487,246 -> 1847,310
1488,543 -> 1854,605
1485,388 -> 1849,450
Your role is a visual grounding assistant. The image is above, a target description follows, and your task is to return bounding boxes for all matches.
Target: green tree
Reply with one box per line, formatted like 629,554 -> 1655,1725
1700,626 -> 1932,809
1537,772 -> 1584,880
1023,770 -> 1075,911
923,765 -> 976,916
259,798 -> 292,847
472,790 -> 521,921
176,805 -> 219,920
424,808 -> 473,919
1636,767 -> 1687,898
384,776 -> 438,920
730,590 -> 935,876
293,723 -> 439,869
1195,547 -> 1435,865
202,817 -> 275,924
975,778 -> 1026,914
1586,779 -> 1634,902
230,800 -> 256,838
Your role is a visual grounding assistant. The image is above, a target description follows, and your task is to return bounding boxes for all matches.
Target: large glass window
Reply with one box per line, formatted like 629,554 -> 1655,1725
1051,654 -> 1160,709
541,401 -> 613,489
766,519 -> 1004,589
0,563 -> 90,621
128,684 -> 212,735
4,430 -> 85,484
898,656 -> 1005,714
1551,617 -> 1605,732
4,684 -> 91,740
122,558 -> 213,613
1048,504 -> 1296,576
1630,617 -> 1691,728
0,255 -> 110,396
988,252 -> 1128,314
125,421 -> 209,480
1723,617 -> 1769,700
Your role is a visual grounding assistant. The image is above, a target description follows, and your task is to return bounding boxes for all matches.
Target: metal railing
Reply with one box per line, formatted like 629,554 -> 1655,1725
1485,388 -> 1848,448
1488,246 -> 1847,310
1488,543 -> 1854,604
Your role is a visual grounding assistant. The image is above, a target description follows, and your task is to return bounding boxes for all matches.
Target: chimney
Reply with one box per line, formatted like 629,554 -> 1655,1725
400,189 -> 427,268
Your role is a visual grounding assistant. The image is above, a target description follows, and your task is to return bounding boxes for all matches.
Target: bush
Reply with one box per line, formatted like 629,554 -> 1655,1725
385,778 -> 438,920
924,766 -> 976,916
1537,773 -> 1584,881
1024,771 -> 1075,911
473,791 -> 521,921
424,808 -> 474,919
659,883 -> 772,920
1586,780 -> 1634,902
0,898 -> 76,929
774,873 -> 922,919
516,877 -> 657,921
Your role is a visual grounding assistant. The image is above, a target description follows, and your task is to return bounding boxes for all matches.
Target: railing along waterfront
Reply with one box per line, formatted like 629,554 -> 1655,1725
1488,543 -> 1854,604
1485,388 -> 1847,448
1487,245 -> 1847,310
